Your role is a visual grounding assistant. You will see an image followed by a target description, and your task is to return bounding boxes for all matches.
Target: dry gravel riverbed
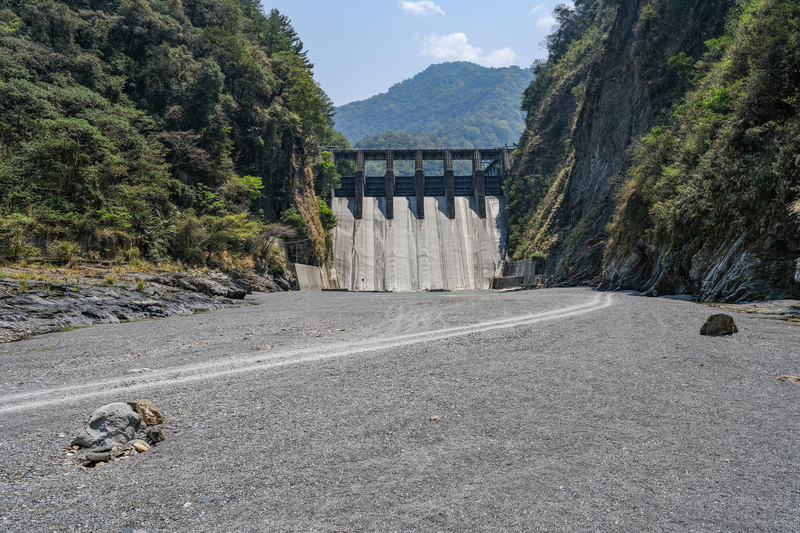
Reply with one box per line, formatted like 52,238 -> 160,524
0,288 -> 799,532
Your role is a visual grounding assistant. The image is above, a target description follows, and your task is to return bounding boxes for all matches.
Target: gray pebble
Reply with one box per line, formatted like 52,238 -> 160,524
85,452 -> 111,463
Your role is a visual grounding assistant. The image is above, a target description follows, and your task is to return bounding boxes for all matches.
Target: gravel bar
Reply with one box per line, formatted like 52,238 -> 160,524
0,288 -> 798,532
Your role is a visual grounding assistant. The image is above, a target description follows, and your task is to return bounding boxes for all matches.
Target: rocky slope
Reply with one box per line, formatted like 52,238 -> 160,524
507,0 -> 800,302
0,268 -> 295,342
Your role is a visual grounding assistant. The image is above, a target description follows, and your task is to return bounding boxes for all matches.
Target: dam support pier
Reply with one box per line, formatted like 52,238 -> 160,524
415,151 -> 425,220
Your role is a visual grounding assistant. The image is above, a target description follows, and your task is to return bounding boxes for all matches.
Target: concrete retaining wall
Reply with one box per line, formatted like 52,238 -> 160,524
294,264 -> 328,291
491,259 -> 542,289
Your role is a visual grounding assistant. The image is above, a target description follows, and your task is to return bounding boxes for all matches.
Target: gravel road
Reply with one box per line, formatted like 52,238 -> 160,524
1,288 -> 798,532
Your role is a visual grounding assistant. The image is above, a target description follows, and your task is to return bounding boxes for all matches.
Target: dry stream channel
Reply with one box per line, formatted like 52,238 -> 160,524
1,288 -> 798,531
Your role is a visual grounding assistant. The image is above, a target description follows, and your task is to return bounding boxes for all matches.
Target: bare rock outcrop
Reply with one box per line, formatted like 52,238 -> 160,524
601,236 -> 799,302
0,267 -> 296,341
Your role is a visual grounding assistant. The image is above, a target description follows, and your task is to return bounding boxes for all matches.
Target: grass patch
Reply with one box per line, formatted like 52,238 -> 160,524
57,325 -> 87,333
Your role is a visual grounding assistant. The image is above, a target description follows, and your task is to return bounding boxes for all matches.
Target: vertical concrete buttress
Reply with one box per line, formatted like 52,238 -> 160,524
355,150 -> 365,220
414,150 -> 425,219
384,150 -> 394,220
331,152 -> 337,202
503,148 -> 512,192
472,149 -> 486,219
444,150 -> 455,219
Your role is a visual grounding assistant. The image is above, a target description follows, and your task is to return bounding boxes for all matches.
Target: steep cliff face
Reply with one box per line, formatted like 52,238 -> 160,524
543,0 -> 654,282
508,0 -> 800,302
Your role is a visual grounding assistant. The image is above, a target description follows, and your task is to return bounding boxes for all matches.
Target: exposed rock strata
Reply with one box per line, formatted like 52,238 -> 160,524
519,0 -> 800,302
0,269 -> 295,342
543,0 -> 654,284
601,237 -> 799,302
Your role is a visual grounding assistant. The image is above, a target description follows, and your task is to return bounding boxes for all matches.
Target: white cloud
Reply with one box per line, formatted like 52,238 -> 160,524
530,4 -> 545,14
537,14 -> 556,27
400,1 -> 445,16
421,33 -> 517,68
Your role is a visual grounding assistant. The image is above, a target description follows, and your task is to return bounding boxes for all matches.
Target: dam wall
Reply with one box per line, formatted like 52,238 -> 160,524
330,196 -> 507,292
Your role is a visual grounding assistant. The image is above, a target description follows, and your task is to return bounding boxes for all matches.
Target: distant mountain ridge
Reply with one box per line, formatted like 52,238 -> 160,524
334,62 -> 534,149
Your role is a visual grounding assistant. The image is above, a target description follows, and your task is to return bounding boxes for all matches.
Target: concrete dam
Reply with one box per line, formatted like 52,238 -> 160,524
326,149 -> 509,292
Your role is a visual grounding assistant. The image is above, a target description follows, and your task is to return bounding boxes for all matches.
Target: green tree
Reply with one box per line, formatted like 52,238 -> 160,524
313,151 -> 341,199
0,0 -> 343,266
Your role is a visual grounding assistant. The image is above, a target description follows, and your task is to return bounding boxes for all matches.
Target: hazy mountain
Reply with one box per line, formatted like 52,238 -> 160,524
334,62 -> 534,149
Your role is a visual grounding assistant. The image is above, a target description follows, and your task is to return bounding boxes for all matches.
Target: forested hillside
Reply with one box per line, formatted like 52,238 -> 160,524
506,0 -> 800,301
0,0 -> 347,268
334,62 -> 533,149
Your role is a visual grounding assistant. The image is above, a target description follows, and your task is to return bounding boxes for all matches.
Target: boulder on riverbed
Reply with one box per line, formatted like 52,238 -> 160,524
70,400 -> 167,467
71,402 -> 143,449
700,313 -> 738,336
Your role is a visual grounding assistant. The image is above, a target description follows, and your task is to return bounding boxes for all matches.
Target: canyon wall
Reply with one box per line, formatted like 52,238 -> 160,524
507,0 -> 800,301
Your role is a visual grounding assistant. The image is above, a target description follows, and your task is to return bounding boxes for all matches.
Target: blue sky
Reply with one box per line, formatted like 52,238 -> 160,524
260,0 -> 568,106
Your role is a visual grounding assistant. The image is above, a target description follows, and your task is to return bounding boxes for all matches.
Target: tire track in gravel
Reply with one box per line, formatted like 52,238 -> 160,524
0,294 -> 613,414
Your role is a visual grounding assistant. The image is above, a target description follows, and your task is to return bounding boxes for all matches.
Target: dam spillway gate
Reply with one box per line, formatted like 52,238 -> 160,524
332,148 -> 510,220
326,149 -> 510,292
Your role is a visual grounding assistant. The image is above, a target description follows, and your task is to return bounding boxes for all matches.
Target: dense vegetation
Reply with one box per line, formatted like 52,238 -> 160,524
607,0 -> 800,265
0,0 -> 346,268
335,62 -> 533,149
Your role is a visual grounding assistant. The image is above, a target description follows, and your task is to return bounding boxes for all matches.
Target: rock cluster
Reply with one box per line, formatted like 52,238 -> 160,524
152,272 -> 248,300
69,400 -> 166,468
